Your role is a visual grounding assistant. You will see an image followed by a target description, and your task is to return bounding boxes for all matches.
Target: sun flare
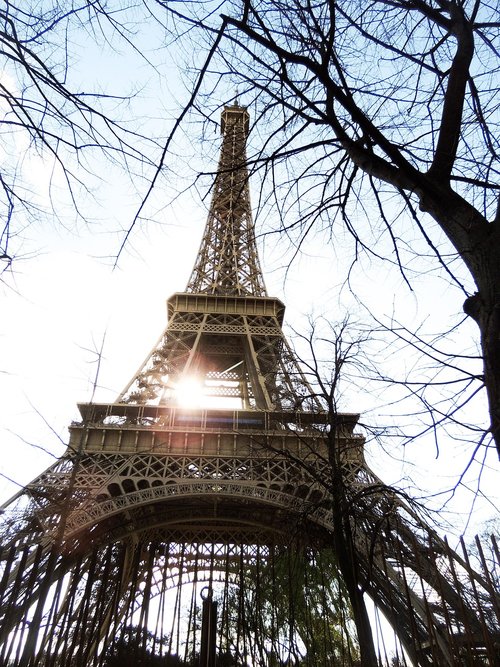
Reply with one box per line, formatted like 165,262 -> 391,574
175,377 -> 205,408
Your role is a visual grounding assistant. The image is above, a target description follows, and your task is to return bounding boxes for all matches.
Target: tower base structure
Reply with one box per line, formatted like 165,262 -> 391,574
0,402 -> 498,666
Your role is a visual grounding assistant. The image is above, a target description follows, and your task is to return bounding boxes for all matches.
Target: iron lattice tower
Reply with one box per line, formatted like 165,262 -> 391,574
186,106 -> 266,297
0,105 -> 498,667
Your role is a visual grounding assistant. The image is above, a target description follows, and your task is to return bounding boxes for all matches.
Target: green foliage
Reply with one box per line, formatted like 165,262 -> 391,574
220,545 -> 360,666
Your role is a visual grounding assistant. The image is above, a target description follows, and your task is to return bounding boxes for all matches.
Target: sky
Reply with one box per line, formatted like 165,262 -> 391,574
0,3 -> 498,543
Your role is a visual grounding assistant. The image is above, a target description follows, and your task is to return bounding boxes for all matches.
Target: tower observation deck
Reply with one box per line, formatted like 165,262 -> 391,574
0,105 -> 498,667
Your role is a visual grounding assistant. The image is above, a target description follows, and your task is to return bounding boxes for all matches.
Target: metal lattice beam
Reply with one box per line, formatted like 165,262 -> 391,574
187,105 -> 266,297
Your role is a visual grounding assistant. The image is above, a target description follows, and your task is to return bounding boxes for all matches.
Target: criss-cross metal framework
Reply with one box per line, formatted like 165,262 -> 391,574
0,105 -> 498,667
186,105 -> 266,297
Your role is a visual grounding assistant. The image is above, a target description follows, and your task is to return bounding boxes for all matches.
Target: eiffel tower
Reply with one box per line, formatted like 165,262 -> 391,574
0,104 -> 498,667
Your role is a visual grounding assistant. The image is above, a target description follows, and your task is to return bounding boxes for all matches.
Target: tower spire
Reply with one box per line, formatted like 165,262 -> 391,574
186,104 -> 267,296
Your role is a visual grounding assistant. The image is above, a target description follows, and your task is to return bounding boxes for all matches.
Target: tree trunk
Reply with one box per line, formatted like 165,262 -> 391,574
481,317 -> 500,458
464,267 -> 500,459
333,513 -> 378,667
328,435 -> 378,667
420,183 -> 500,459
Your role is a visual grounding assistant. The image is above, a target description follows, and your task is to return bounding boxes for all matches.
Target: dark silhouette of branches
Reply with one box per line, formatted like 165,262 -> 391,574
0,1 -> 163,273
152,1 -> 500,463
276,316 -> 499,665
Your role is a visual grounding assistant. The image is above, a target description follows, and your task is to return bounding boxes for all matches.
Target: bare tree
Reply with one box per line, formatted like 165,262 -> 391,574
283,317 -> 499,665
0,1 -> 162,271
156,1 -> 500,458
301,319 -> 379,666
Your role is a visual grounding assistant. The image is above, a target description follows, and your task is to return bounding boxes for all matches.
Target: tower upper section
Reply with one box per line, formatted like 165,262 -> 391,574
186,105 -> 267,297
115,102 -> 319,411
